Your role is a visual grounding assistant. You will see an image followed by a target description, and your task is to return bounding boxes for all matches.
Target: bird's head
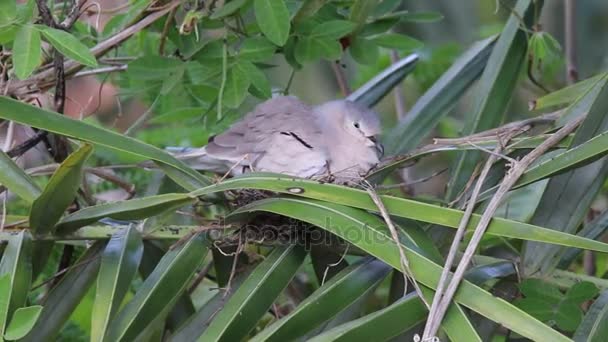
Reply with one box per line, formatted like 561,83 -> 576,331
315,100 -> 383,155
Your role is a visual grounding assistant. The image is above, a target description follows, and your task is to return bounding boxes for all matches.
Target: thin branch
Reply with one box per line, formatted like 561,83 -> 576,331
365,182 -> 430,309
424,114 -> 586,338
564,0 -> 578,84
331,61 -> 350,96
159,6 -> 177,55
390,50 -> 407,119
72,65 -> 127,78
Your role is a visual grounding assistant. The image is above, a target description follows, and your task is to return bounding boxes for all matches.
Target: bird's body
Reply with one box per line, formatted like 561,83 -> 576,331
180,96 -> 383,184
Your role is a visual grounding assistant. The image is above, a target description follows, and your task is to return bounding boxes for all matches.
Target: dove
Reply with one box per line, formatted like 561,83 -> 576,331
177,96 -> 384,184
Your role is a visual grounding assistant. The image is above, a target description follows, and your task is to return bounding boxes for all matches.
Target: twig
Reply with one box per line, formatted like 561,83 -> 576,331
365,182 -> 430,309
188,258 -> 213,293
422,133 -> 514,340
159,6 -> 177,55
321,244 -> 349,286
331,61 -> 350,96
423,114 -> 586,338
390,51 -> 407,119
564,0 -> 578,84
377,168 -> 447,190
72,65 -> 127,78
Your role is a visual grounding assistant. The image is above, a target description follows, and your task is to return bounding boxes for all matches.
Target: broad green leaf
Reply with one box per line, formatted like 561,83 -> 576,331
250,258 -> 390,341
190,174 -> 608,253
37,26 -> 97,67
160,64 -> 185,95
238,61 -> 271,99
223,64 -> 251,108
555,300 -> 583,332
309,293 -> 426,342
4,306 -> 42,341
349,0 -> 379,31
446,0 -> 540,201
349,36 -> 378,64
384,35 -> 496,155
348,53 -> 418,108
0,150 -> 41,202
230,197 -> 568,341
128,56 -> 183,81
0,0 -> 16,25
210,0 -> 249,19
199,245 -> 306,341
372,0 -> 401,17
574,290 -> 608,342
293,0 -> 328,24
92,226 -> 143,342
56,194 -> 193,234
524,75 -> 608,275
566,282 -> 599,304
371,33 -> 423,51
106,234 -> 208,342
311,20 -> 356,39
150,107 -> 205,124
0,96 -> 210,188
22,242 -> 104,341
238,36 -> 276,61
13,24 -> 41,80
0,231 -> 32,338
531,74 -> 606,111
29,144 -> 93,234
254,0 -> 290,46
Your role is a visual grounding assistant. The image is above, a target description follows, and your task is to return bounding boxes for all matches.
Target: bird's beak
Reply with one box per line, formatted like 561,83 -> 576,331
367,136 -> 384,157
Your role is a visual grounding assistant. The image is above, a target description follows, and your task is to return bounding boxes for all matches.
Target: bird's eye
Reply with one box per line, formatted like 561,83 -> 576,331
353,122 -> 360,129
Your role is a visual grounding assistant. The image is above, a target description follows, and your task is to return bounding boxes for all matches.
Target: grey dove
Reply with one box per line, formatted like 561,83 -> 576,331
178,96 -> 383,184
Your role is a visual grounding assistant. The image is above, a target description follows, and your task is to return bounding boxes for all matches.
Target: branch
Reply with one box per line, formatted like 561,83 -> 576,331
564,0 -> 578,84
423,113 -> 586,338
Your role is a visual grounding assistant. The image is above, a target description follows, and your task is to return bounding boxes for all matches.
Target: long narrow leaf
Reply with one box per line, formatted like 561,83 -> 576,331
198,245 -> 307,342
250,258 -> 391,342
105,234 -> 208,341
573,289 -> 608,342
385,35 -> 496,155
0,96 -> 210,189
0,150 -> 40,203
91,226 -> 143,342
29,144 -> 92,234
0,231 -> 32,337
231,197 -> 568,341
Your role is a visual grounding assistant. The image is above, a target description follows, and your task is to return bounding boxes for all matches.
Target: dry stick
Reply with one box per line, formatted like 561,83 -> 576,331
365,184 -> 430,309
422,132 -> 515,341
424,114 -> 586,338
331,61 -> 351,96
564,0 -> 579,84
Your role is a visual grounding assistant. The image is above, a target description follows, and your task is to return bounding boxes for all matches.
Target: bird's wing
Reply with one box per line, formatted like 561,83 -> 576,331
204,96 -> 329,177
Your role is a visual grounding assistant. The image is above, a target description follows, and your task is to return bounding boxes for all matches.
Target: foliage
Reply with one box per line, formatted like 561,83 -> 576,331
0,0 -> 607,341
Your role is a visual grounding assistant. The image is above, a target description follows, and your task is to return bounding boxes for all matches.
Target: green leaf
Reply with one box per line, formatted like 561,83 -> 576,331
0,231 -> 32,337
13,24 -> 41,79
446,0 -> 540,201
238,61 -> 271,99
524,75 -> 608,275
574,289 -> 608,341
311,20 -> 356,39
520,279 -> 563,304
293,0 -> 328,24
128,56 -> 183,81
371,33 -> 423,51
254,0 -> 290,46
210,0 -> 249,19
91,226 -> 143,342
37,26 -> 97,67
56,194 -> 193,234
250,258 -> 390,341
199,245 -> 306,341
349,0 -> 379,31
347,53 -> 418,108
349,36 -> 378,64
531,74 -> 606,111
160,64 -> 185,95
230,197 -> 568,341
4,306 -> 42,341
555,300 -> 583,332
0,96 -> 210,189
0,0 -> 17,25
29,144 -> 93,235
22,242 -> 104,341
238,36 -> 276,61
308,293 -> 426,342
191,174 -> 608,254
223,64 -> 251,108
0,150 -> 41,202
384,35 -> 495,155
106,234 -> 208,341
566,282 -> 599,304
514,298 -> 554,322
